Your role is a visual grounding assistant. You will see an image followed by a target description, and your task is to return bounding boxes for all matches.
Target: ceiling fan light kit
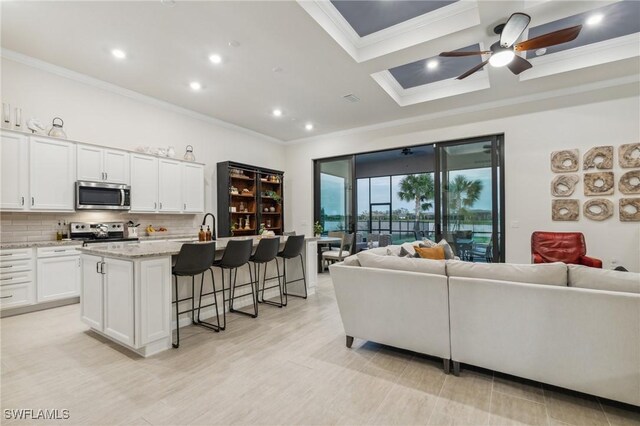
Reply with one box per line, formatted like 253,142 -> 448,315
440,12 -> 582,80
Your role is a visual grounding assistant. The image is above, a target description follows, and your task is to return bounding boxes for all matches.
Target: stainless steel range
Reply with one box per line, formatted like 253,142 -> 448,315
70,222 -> 139,246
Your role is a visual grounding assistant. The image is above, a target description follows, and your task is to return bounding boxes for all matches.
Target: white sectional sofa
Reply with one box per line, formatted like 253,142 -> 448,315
330,245 -> 640,406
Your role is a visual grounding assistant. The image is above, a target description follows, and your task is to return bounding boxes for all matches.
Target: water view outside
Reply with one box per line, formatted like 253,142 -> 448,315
320,170 -> 494,260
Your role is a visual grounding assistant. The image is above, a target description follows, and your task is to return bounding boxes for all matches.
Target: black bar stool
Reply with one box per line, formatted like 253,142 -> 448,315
212,239 -> 256,321
278,235 -> 307,303
172,242 -> 217,348
252,237 -> 283,308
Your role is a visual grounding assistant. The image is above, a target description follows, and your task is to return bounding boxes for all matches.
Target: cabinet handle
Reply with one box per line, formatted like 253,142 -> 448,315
100,262 -> 106,275
96,262 -> 101,274
54,249 -> 66,252
0,253 -> 13,257
21,196 -> 24,206
105,172 -> 108,181
184,203 -> 186,210
154,202 -> 157,210
159,202 -> 163,210
31,197 -> 34,206
0,265 -> 13,269
0,295 -> 13,299
77,258 -> 81,267
0,277 -> 13,281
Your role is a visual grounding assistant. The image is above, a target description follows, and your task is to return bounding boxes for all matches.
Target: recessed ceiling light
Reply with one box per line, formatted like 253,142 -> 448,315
228,40 -> 240,48
111,49 -> 126,59
209,54 -> 222,64
160,0 -> 176,6
305,123 -> 314,131
535,48 -> 547,56
586,14 -> 604,26
426,60 -> 439,70
272,109 -> 283,117
190,81 -> 202,91
272,66 -> 283,73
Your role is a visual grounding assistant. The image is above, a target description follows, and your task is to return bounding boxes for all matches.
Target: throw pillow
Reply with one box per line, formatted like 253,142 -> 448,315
568,264 -> 640,294
420,238 -> 437,248
357,251 -> 446,276
415,246 -> 446,260
437,239 -> 455,260
399,246 -> 419,258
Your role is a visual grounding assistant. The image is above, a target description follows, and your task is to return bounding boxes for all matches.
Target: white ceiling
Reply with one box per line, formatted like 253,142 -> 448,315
1,1 -> 638,142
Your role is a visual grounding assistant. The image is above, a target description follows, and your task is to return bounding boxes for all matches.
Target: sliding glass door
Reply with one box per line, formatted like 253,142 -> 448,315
314,135 -> 504,262
436,136 -> 504,262
314,156 -> 355,235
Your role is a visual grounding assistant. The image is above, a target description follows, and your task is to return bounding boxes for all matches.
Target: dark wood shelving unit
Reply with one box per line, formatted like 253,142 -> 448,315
217,161 -> 284,237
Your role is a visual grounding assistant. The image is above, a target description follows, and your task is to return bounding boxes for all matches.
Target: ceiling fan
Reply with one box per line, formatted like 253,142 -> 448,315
440,13 -> 582,80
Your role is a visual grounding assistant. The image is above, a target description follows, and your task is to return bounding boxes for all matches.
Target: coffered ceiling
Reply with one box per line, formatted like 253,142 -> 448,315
1,1 -> 638,142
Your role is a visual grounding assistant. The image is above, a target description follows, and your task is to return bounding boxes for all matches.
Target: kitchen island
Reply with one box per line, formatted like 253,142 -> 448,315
78,236 -> 318,357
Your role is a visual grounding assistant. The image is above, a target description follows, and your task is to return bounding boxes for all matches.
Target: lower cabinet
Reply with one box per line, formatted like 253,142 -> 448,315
36,253 -> 81,302
80,254 -> 171,352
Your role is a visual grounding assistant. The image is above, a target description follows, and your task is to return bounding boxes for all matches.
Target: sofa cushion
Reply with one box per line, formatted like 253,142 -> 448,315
357,251 -> 446,276
568,264 -> 640,294
446,260 -> 568,286
415,246 -> 446,260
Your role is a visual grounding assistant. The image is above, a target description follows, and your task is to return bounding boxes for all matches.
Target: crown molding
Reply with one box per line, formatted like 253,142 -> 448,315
520,33 -> 640,81
297,0 -> 480,63
286,74 -> 639,145
0,48 -> 285,146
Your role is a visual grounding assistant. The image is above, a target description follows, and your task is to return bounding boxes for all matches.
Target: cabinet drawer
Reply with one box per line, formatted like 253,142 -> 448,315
0,248 -> 33,262
0,270 -> 33,286
0,284 -> 33,309
0,259 -> 33,274
37,246 -> 81,258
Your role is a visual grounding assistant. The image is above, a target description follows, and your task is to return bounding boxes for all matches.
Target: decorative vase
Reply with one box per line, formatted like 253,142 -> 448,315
184,145 -> 195,161
245,215 -> 251,230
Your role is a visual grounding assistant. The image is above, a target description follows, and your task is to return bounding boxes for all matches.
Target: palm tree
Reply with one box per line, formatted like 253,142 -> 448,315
397,174 -> 434,230
447,175 -> 483,230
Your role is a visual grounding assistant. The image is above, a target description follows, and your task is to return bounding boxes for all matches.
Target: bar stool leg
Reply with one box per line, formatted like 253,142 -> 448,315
299,253 -> 308,299
229,268 -> 236,312
196,268 -> 222,332
173,275 -> 180,348
248,262 -> 257,317
191,276 -> 196,325
274,260 -> 283,307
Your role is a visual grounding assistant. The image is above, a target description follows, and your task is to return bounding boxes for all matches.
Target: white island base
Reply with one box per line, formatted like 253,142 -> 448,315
79,237 -> 318,357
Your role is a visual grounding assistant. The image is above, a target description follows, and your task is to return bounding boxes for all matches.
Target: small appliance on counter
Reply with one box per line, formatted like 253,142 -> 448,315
70,222 -> 139,246
125,221 -> 139,239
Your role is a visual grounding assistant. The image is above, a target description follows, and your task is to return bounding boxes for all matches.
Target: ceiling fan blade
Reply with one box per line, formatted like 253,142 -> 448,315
500,13 -> 531,47
507,55 -> 533,75
440,51 -> 490,57
514,25 -> 582,51
457,59 -> 490,80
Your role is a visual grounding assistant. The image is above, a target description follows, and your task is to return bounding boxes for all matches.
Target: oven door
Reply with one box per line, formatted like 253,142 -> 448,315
76,181 -> 131,210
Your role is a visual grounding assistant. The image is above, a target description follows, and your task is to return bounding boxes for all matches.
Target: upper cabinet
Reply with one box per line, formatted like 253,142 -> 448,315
158,159 -> 182,212
29,136 -> 76,211
182,163 -> 205,213
0,130 -> 204,214
77,144 -> 129,184
1,131 -> 29,210
130,154 -> 159,212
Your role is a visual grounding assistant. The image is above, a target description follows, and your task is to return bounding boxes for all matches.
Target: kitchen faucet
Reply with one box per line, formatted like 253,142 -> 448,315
202,213 -> 216,240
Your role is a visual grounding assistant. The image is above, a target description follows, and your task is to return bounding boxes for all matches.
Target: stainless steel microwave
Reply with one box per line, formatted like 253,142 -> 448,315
76,181 -> 131,210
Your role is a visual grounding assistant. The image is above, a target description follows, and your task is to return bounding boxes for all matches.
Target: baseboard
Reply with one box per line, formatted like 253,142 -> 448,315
1,297 -> 80,318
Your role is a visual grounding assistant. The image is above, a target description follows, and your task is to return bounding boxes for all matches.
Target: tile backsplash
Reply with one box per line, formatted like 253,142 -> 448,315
0,211 -> 202,243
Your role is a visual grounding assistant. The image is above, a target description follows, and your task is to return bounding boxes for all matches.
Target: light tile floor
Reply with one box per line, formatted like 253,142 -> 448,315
1,273 -> 638,425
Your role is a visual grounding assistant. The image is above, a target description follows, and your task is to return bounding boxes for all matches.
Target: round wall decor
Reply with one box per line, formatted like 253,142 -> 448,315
583,199 -> 613,221
584,172 -> 614,196
551,174 -> 579,197
550,149 -> 579,173
583,146 -> 613,170
619,170 -> 640,195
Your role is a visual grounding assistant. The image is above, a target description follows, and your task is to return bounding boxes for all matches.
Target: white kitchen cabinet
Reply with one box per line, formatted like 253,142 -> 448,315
80,254 -> 103,330
36,251 -> 81,302
1,131 -> 29,210
103,149 -> 129,184
29,136 -> 76,211
182,163 -> 205,213
78,145 -> 129,184
158,159 -> 182,212
138,258 -> 171,345
130,154 -> 158,212
0,248 -> 34,309
103,258 -> 135,346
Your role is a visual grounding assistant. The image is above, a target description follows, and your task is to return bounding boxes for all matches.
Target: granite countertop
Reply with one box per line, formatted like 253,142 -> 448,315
77,235 -> 317,260
0,240 -> 84,250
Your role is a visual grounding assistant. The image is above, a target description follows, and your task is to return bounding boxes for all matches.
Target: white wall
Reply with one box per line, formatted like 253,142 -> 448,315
285,94 -> 640,272
1,57 -> 285,239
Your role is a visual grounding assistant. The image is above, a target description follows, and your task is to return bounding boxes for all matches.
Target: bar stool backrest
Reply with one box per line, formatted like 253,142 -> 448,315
174,242 -> 217,276
218,239 -> 253,268
252,237 -> 280,263
280,235 -> 305,259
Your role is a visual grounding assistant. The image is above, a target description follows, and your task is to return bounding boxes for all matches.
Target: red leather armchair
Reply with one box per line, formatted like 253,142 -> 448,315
531,231 -> 602,268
